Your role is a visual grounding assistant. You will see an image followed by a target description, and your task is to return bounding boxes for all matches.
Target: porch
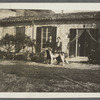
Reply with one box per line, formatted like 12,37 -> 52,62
67,56 -> 88,63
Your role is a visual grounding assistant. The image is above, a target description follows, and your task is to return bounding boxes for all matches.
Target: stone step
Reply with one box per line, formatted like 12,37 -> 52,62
67,57 -> 88,62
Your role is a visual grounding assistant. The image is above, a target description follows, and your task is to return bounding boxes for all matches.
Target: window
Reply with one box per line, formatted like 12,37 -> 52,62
36,26 -> 57,52
16,27 -> 25,41
41,27 -> 49,48
16,27 -> 25,52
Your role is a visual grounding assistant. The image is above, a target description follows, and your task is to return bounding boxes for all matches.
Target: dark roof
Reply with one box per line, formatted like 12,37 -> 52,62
1,11 -> 100,23
0,16 -> 35,22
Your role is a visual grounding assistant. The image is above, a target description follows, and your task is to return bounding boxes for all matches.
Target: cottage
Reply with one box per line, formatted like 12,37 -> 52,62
0,11 -> 100,58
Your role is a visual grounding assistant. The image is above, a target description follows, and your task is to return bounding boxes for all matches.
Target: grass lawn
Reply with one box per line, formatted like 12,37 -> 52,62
0,60 -> 100,92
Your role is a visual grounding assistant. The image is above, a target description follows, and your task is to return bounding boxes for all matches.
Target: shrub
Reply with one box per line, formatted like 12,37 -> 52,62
31,53 -> 39,62
14,53 -> 28,61
0,51 -> 6,59
5,52 -> 15,60
0,34 -> 15,54
31,51 -> 46,63
88,49 -> 100,64
0,51 -> 15,60
0,34 -> 36,61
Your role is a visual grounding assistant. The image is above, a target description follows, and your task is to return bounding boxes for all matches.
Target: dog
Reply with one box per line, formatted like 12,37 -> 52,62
56,52 -> 69,65
45,48 -> 69,65
45,48 -> 55,64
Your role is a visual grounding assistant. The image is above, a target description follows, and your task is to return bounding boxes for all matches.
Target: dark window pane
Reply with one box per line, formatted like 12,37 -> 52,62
43,28 -> 46,33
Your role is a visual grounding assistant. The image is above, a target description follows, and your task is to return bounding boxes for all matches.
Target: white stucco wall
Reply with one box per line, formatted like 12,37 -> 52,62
25,25 -> 33,39
0,26 -> 16,38
0,27 -> 3,39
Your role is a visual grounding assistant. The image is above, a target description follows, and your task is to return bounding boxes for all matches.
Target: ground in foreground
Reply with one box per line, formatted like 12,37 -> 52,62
0,60 -> 100,92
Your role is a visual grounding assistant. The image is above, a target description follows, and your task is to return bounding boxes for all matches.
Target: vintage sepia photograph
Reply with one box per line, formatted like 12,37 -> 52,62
0,3 -> 100,93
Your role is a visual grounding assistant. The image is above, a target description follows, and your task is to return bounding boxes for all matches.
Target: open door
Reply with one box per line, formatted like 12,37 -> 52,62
78,30 -> 91,56
78,29 -> 99,56
69,28 -> 99,57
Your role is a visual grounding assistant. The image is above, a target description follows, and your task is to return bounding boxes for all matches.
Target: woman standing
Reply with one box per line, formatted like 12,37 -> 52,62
56,37 -> 62,52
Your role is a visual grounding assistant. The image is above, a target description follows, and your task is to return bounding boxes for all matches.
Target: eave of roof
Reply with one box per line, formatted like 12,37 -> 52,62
1,11 -> 100,23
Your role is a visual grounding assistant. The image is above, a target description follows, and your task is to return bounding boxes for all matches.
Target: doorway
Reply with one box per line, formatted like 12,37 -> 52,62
78,30 -> 91,56
69,28 -> 99,57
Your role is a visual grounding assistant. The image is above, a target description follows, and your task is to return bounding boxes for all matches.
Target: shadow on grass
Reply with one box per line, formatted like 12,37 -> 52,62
0,63 -> 100,92
0,64 -> 100,83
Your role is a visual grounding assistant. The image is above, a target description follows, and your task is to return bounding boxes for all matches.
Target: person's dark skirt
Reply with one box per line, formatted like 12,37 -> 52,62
46,50 -> 51,59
